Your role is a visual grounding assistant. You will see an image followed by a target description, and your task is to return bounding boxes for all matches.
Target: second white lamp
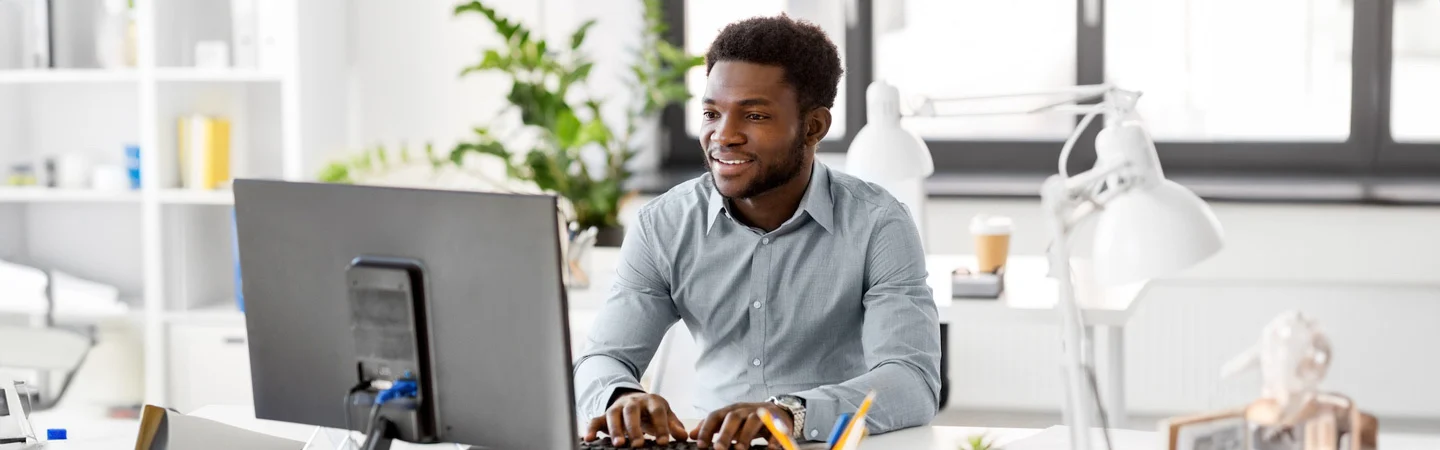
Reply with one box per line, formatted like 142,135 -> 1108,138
845,81 -> 935,239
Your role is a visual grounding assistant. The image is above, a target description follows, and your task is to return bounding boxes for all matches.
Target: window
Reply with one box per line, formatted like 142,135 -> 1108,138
872,0 -> 1077,140
1390,0 -> 1440,143
1107,0 -> 1352,141
662,0 -> 1440,199
683,0 -> 849,140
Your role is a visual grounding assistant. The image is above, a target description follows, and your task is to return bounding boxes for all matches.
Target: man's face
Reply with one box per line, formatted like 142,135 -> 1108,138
700,61 -> 811,200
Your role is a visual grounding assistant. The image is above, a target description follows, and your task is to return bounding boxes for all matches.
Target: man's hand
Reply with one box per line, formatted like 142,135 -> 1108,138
584,392 -> 688,448
690,402 -> 793,450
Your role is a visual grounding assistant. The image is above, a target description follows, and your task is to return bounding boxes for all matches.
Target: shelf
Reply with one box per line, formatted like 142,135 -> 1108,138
0,69 -> 139,84
154,69 -> 284,82
164,305 -> 246,326
158,189 -> 234,205
0,188 -> 142,203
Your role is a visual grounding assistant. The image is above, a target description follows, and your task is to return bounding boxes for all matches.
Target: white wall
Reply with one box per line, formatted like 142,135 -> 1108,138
343,1 -> 540,164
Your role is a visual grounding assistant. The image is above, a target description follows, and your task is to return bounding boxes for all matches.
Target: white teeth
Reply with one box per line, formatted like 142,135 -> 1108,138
717,159 -> 749,165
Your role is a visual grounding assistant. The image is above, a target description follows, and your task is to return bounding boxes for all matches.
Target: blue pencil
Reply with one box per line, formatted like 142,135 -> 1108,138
826,413 -> 853,449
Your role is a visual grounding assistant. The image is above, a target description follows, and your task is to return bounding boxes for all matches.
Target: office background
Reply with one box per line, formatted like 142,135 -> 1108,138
1,0 -> 1438,430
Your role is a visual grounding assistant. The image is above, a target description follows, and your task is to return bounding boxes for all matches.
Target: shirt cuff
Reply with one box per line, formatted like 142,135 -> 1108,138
790,390 -> 839,442
574,355 -> 646,419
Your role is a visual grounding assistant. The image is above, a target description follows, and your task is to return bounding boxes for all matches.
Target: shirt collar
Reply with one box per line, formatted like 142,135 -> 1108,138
705,161 -> 835,235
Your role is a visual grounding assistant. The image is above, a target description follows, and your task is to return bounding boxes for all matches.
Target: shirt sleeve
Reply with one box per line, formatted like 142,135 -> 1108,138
790,202 -> 942,440
572,207 -> 681,420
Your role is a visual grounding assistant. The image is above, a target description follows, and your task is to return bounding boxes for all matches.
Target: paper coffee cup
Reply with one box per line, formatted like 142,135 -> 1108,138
971,214 -> 1013,273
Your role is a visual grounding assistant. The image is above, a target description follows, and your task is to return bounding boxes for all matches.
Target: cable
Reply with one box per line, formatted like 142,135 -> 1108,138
1084,365 -> 1115,450
1059,106 -> 1102,180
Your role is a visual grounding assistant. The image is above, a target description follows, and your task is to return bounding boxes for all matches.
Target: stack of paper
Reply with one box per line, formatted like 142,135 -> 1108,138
135,405 -> 303,450
0,259 -> 126,320
0,259 -> 49,314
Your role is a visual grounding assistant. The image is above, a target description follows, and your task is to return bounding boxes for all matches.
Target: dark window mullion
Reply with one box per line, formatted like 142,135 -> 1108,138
660,0 -> 700,170
829,0 -> 875,154
1071,0 -> 1106,175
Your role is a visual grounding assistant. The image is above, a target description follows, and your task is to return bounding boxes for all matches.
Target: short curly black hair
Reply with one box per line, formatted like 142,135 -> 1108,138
705,14 -> 844,113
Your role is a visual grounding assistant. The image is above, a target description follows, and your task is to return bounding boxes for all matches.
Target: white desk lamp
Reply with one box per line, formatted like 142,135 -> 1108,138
846,81 -> 936,241
901,83 -> 1226,450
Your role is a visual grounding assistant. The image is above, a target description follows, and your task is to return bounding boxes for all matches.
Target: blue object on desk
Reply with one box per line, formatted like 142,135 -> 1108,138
826,413 -> 852,448
47,429 -> 66,440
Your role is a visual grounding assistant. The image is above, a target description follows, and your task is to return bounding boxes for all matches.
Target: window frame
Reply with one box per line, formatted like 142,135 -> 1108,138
658,0 -> 1440,198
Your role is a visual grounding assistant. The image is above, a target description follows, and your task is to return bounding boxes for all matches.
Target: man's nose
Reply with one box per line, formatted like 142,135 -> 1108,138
711,116 -> 745,147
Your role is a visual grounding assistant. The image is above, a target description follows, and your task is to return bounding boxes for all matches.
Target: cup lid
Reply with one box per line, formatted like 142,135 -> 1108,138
970,214 -> 1013,235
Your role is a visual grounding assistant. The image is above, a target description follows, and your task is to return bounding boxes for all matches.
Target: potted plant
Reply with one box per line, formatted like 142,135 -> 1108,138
448,0 -> 701,247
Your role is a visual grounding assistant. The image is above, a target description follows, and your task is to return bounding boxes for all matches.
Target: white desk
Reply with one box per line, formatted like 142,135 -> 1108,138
568,249 -> 1148,427
28,405 -> 1440,449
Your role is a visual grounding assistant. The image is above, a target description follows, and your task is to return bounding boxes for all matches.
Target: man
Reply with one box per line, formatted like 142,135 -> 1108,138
574,15 -> 940,449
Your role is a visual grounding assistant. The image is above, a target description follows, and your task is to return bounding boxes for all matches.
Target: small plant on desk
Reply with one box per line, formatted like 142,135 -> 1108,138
962,433 -> 1000,450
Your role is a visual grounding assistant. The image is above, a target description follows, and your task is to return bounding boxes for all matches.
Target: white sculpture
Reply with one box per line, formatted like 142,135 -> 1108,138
1221,311 -> 1376,450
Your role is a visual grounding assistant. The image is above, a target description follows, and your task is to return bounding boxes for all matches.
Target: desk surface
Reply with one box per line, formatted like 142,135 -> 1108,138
26,405 -> 1051,449
570,249 -> 1148,327
28,405 -> 1440,449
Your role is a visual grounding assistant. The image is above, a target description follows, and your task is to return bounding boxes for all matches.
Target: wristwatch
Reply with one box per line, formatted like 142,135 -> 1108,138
767,395 -> 806,440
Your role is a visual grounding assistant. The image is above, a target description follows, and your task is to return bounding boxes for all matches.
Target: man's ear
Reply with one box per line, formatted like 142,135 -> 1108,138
804,107 -> 833,148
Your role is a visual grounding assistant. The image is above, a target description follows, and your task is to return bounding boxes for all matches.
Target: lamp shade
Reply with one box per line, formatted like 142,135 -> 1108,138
846,81 -> 934,181
1091,178 -> 1224,286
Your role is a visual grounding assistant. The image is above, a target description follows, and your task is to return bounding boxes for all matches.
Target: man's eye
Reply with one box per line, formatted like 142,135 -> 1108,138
703,111 -> 719,120
747,114 -> 768,121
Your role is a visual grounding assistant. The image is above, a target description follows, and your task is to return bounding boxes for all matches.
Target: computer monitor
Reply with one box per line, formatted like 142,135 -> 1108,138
233,179 -> 578,449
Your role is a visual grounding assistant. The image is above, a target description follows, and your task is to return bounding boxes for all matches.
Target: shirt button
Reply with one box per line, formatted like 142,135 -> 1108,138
752,358 -> 761,367
752,301 -> 761,309
809,429 -> 820,439
761,237 -> 770,245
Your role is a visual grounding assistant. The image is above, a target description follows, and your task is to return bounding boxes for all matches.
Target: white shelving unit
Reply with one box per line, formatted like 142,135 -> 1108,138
0,0 -> 342,413
0,69 -> 140,84
0,187 -> 143,203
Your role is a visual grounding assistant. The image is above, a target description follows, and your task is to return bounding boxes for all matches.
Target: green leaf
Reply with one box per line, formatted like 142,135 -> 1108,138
656,42 -> 686,65
480,49 -> 505,69
570,19 -> 598,50
316,163 -> 352,184
453,140 -> 512,162
576,118 -> 611,147
559,62 -> 594,92
586,181 -> 620,221
453,1 -> 489,16
658,84 -> 691,103
456,1 -> 520,41
522,40 -> 542,69
508,82 -> 564,128
526,150 -> 561,192
630,65 -> 649,86
555,109 -> 582,148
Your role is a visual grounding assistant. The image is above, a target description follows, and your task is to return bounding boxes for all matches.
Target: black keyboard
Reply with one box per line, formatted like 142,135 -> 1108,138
578,438 -> 770,450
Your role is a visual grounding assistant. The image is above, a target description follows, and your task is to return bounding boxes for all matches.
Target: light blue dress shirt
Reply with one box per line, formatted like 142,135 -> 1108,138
573,162 -> 941,441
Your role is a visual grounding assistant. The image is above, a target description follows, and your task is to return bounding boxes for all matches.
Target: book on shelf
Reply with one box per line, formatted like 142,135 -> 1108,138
176,114 -> 232,190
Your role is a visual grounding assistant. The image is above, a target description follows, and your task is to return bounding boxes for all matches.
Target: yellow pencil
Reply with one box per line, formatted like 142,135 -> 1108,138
833,391 -> 877,450
758,409 -> 801,450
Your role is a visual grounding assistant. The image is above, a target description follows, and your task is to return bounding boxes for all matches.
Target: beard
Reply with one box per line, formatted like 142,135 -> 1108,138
710,132 -> 809,200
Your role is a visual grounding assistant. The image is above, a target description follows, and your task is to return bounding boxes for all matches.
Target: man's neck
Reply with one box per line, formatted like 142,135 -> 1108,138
729,163 -> 814,233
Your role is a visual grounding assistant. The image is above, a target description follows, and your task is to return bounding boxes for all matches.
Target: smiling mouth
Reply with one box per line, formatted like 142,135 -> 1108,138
713,158 -> 752,166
